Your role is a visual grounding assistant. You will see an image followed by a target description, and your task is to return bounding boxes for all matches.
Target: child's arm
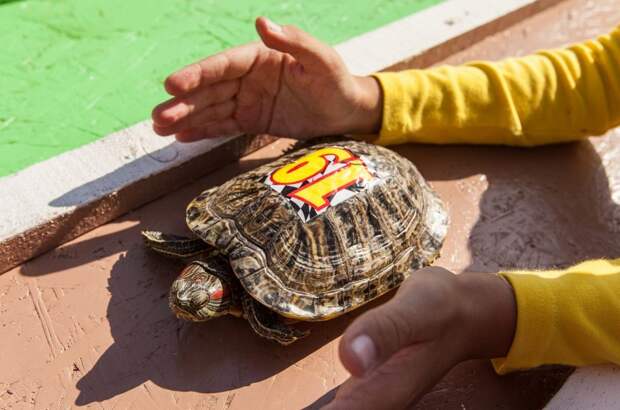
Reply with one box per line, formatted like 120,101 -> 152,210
493,259 -> 620,373
326,262 -> 620,409
372,25 -> 620,146
154,20 -> 619,147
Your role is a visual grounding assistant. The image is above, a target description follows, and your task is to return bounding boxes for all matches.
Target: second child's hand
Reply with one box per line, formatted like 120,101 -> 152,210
325,268 -> 517,410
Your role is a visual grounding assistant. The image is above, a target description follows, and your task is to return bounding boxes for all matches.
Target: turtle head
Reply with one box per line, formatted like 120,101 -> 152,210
169,262 -> 233,321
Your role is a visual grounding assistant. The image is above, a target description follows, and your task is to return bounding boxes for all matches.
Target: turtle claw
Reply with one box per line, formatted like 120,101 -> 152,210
142,230 -> 210,259
242,295 -> 310,345
276,327 -> 310,346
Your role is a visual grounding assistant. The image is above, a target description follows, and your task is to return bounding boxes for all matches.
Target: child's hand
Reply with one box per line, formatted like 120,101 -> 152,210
325,267 -> 517,410
152,17 -> 382,142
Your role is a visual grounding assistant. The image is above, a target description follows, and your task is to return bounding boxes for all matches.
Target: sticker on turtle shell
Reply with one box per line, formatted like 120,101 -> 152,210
263,146 -> 377,222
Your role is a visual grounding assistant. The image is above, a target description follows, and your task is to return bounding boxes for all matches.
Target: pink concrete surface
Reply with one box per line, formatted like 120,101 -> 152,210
1,0 -> 620,408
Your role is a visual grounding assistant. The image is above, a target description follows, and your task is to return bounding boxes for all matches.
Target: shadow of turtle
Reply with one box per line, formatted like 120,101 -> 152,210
18,150 -> 358,405
57,150 -> 384,405
73,240 -> 383,405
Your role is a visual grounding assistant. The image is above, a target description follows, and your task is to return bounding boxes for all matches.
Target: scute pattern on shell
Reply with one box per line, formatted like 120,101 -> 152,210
186,140 -> 448,321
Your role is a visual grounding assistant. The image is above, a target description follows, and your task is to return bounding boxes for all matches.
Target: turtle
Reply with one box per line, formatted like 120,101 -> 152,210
142,140 -> 448,345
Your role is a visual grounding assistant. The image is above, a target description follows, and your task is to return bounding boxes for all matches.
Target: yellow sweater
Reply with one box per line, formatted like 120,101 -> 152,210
372,25 -> 620,373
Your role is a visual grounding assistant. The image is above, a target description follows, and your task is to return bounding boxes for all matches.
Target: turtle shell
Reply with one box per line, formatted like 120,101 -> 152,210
186,140 -> 448,321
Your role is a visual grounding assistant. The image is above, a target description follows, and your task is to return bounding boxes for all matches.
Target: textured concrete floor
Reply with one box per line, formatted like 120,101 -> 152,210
2,0 -> 620,408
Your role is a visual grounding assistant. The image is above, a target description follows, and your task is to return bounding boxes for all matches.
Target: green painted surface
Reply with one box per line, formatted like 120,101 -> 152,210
0,0 -> 444,177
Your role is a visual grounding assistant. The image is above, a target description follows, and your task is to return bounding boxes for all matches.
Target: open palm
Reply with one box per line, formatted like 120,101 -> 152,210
152,17 -> 380,142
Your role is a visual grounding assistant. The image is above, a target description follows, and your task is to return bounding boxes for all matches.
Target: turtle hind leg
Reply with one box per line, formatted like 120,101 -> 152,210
142,230 -> 211,259
241,294 -> 309,345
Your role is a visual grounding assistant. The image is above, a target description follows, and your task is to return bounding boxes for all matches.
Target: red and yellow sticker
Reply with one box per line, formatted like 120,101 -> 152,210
264,146 -> 376,222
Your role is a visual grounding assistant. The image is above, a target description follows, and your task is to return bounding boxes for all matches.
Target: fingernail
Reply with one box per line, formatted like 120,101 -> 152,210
350,334 -> 377,374
264,18 -> 283,33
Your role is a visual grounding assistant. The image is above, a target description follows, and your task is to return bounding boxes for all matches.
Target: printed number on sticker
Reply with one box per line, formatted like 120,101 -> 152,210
264,147 -> 375,222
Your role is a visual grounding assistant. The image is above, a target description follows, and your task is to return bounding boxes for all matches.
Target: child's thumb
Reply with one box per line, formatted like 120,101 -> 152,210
255,17 -> 335,70
338,296 -> 418,378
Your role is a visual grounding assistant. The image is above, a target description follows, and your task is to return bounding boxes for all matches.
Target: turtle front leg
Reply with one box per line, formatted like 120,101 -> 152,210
142,230 -> 210,259
241,294 -> 309,345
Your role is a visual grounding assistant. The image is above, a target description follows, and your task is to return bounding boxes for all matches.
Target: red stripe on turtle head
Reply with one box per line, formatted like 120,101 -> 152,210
210,286 -> 230,300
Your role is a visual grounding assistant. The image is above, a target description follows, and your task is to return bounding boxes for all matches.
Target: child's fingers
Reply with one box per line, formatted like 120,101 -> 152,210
339,267 -> 461,378
338,290 -> 423,377
325,343 -> 449,410
185,101 -> 237,129
152,80 -> 240,127
164,43 -> 259,96
153,101 -> 236,136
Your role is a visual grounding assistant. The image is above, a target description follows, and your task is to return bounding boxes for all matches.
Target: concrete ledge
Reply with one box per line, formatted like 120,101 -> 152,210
545,366 -> 620,409
0,0 -> 561,273
0,130 -> 276,273
338,0 -> 565,73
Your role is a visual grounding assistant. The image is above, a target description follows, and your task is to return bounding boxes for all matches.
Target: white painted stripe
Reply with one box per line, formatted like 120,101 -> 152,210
545,366 -> 620,409
337,0 -> 541,75
0,0 -> 548,272
0,121 -> 235,242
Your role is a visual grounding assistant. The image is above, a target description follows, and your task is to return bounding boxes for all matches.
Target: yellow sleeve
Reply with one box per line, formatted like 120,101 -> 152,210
492,259 -> 620,374
372,25 -> 620,146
